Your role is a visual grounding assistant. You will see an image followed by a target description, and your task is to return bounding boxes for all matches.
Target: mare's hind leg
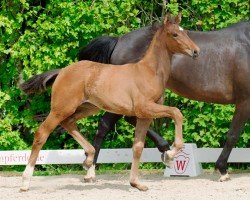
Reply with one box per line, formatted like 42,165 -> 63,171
20,112 -> 66,191
93,113 -> 123,165
60,103 -> 100,182
215,100 -> 250,181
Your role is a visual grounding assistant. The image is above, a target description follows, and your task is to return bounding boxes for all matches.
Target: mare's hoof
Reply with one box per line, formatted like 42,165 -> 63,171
84,176 -> 96,183
219,173 -> 230,182
130,182 -> 148,191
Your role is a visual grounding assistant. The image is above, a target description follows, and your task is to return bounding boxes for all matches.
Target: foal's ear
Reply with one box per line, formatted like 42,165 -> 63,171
164,13 -> 172,25
175,12 -> 182,24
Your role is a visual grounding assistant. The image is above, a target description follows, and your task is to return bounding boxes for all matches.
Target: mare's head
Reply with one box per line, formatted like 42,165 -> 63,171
162,13 -> 200,58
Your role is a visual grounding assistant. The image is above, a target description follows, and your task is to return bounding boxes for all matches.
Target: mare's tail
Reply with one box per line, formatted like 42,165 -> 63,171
78,36 -> 118,63
20,36 -> 118,94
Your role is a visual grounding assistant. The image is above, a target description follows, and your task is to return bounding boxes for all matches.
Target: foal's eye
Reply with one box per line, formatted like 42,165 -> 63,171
172,33 -> 178,38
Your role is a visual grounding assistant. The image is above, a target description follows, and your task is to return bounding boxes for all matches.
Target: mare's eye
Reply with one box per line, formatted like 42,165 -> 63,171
172,33 -> 178,38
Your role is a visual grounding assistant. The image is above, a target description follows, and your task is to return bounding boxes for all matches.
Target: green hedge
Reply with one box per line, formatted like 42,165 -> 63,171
0,0 -> 249,153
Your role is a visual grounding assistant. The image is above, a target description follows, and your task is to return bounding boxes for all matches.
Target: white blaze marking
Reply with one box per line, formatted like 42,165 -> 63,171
179,26 -> 184,31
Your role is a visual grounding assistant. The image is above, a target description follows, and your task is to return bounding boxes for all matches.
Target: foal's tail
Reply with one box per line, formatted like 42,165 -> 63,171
20,69 -> 61,94
20,36 -> 118,94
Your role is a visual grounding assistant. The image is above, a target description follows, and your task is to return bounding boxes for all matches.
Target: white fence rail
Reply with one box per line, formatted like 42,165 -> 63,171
0,148 -> 250,165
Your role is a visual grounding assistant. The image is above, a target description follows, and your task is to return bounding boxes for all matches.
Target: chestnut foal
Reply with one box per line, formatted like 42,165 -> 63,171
21,14 -> 199,191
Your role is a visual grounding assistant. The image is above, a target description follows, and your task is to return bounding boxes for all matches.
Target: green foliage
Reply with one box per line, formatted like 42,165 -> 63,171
0,0 -> 249,166
166,0 -> 250,30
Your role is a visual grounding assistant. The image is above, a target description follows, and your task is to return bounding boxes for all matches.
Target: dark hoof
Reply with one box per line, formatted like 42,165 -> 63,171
84,177 -> 96,183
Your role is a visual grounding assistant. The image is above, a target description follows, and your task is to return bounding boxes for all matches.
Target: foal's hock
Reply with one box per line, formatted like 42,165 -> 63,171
21,13 -> 199,191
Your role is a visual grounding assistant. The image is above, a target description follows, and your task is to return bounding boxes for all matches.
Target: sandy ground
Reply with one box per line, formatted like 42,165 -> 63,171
0,171 -> 249,200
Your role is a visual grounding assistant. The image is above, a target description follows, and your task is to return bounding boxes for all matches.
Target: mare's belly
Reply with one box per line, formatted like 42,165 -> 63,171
167,75 -> 234,104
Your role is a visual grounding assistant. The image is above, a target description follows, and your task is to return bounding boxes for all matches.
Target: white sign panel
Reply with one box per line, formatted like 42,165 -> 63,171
0,150 -> 86,165
0,149 -> 162,165
164,144 -> 202,177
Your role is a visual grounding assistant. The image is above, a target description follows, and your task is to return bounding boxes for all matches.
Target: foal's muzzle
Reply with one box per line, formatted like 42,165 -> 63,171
185,49 -> 200,59
192,49 -> 199,59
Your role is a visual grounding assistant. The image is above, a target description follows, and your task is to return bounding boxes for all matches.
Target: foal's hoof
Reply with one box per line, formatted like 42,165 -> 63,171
161,151 -> 174,168
20,180 -> 30,192
219,173 -> 230,182
130,182 -> 148,191
19,187 -> 29,192
84,176 -> 96,183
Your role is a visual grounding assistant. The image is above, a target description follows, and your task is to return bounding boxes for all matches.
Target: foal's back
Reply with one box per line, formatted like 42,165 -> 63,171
52,60 -> 163,116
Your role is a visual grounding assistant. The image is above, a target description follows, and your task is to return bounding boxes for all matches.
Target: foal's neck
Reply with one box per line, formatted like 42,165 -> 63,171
139,27 -> 172,80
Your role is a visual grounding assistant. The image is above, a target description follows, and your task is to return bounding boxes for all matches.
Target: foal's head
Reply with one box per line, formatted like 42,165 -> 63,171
162,13 -> 200,58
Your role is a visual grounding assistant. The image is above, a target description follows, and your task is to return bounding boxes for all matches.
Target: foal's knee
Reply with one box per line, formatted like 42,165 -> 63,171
133,142 -> 144,157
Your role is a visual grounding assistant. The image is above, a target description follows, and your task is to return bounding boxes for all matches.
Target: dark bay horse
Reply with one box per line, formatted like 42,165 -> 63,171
21,21 -> 250,182
20,14 -> 200,191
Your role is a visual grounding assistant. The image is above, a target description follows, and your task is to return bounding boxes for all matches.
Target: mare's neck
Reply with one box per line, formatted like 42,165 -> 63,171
139,28 -> 172,81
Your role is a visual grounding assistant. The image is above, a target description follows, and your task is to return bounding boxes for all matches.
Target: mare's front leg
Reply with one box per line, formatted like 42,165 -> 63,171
130,118 -> 152,191
215,101 -> 250,181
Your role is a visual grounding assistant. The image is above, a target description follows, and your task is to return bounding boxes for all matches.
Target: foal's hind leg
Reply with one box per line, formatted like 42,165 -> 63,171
20,112 -> 65,191
60,103 -> 100,182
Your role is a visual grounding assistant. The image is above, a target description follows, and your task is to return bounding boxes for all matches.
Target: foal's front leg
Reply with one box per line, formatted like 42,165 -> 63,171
130,118 -> 152,191
137,102 -> 184,165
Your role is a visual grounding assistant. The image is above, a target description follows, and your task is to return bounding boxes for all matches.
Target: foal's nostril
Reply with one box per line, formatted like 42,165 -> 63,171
192,49 -> 199,58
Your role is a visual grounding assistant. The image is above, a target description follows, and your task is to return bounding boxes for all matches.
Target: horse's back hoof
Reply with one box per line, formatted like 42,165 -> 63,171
19,187 -> 29,192
219,173 -> 230,182
130,182 -> 148,191
84,177 -> 96,183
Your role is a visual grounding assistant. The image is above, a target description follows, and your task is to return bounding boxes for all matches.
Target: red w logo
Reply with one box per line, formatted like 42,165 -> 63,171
176,160 -> 187,171
174,155 -> 190,174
